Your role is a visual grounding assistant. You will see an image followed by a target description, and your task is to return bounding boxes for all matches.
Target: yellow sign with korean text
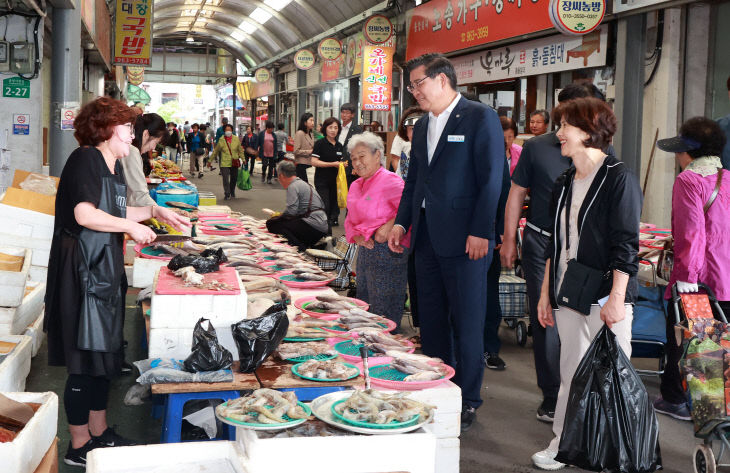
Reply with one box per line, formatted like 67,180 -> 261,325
361,46 -> 394,112
114,0 -> 152,66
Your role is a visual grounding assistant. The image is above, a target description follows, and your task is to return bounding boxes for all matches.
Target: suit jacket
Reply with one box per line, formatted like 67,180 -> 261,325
340,123 -> 363,183
394,96 -> 504,258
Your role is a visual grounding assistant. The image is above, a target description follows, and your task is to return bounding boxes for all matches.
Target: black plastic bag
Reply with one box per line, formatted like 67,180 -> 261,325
231,302 -> 289,373
183,318 -> 233,372
168,254 -> 220,274
556,325 -> 662,473
200,247 -> 228,264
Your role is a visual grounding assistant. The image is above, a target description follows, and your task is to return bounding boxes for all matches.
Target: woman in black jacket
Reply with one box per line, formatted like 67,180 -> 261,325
531,97 -> 643,471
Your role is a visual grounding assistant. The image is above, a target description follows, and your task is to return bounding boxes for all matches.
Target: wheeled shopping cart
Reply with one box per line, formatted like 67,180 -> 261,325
672,283 -> 730,473
308,235 -> 358,292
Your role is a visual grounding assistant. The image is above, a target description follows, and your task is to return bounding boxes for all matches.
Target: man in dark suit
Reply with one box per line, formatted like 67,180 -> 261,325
337,102 -> 363,186
388,53 -> 504,432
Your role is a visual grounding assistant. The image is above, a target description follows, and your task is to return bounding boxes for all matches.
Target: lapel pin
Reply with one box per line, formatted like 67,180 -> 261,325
456,114 -> 460,118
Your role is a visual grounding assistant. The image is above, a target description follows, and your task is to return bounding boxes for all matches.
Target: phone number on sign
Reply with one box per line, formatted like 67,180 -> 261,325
461,26 -> 489,44
364,104 -> 390,111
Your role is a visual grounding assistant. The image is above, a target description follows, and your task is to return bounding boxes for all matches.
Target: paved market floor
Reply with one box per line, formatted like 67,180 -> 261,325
27,162 -> 697,472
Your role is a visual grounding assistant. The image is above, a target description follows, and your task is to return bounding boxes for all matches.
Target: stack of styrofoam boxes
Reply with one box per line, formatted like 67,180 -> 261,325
147,271 -> 248,360
87,441 -> 249,473
0,204 -> 54,283
0,392 -> 58,473
385,381 -> 462,473
0,280 -> 46,357
132,257 -> 168,288
236,423 -> 437,472
0,335 -> 33,391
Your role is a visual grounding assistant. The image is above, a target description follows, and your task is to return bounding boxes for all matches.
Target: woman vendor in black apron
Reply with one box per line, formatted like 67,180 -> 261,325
44,97 -> 189,467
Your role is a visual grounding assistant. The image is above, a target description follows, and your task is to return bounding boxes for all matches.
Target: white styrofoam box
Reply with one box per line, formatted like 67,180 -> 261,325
86,440 -> 249,473
0,247 -> 31,307
0,204 -> 55,240
237,427 -> 437,473
23,310 -> 44,357
0,233 -> 51,268
131,257 -> 167,288
28,265 -> 47,283
150,274 -> 247,329
0,334 -> 32,391
0,391 -> 58,473
148,326 -> 239,361
434,437 -> 460,473
0,281 -> 45,335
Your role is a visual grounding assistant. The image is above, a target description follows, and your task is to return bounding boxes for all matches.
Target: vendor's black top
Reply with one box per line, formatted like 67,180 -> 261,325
511,132 -> 571,232
311,137 -> 344,185
44,146 -> 127,378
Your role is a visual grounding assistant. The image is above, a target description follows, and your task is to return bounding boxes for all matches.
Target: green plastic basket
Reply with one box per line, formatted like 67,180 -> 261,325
330,399 -> 419,429
140,246 -> 173,258
302,301 -> 357,313
283,336 -> 326,342
219,401 -> 311,428
291,361 -> 360,382
368,364 -> 443,381
283,353 -> 337,363
334,340 -> 378,358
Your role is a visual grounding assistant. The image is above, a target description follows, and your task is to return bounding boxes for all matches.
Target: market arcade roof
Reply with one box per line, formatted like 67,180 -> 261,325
153,0 -> 390,68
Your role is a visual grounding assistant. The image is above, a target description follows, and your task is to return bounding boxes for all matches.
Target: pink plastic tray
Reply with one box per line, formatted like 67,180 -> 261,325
362,360 -> 456,391
320,317 -> 397,334
134,243 -> 172,260
155,266 -> 241,295
276,272 -> 335,288
294,296 -> 369,320
329,337 -> 415,364
198,227 -> 245,236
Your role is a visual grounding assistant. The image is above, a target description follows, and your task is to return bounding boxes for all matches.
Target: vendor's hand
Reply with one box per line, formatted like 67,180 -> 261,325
387,225 -> 405,253
353,234 -> 374,249
500,238 -> 517,268
153,206 -> 191,231
465,235 -> 490,260
129,223 -> 157,245
537,292 -> 554,328
374,222 -> 393,244
677,281 -> 699,293
600,294 -> 626,329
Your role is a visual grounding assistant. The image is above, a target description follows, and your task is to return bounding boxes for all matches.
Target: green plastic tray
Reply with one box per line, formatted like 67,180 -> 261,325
331,399 -> 419,429
368,364 -> 443,381
334,340 -> 378,358
327,322 -> 387,333
291,361 -> 360,382
283,353 -> 337,363
283,336 -> 326,342
219,401 -> 311,428
140,246 -> 173,257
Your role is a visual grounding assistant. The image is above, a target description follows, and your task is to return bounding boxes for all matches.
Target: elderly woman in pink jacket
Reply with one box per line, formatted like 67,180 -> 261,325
501,116 -> 522,175
345,132 -> 410,331
654,117 -> 729,421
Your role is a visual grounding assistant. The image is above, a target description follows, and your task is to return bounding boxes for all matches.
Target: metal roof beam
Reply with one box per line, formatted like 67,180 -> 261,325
153,18 -> 274,57
154,5 -> 289,50
253,0 -> 389,69
154,28 -> 262,64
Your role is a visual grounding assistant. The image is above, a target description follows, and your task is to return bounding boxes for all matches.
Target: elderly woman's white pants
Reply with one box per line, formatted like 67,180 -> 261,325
547,303 -> 634,452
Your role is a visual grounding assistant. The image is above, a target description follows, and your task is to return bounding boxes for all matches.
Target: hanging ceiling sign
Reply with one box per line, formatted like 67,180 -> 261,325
318,38 -> 342,61
254,68 -> 271,83
126,66 -> 144,86
363,15 -> 394,44
361,46 -> 394,112
549,0 -> 606,35
406,0 -> 553,60
114,0 -> 152,65
294,49 -> 316,70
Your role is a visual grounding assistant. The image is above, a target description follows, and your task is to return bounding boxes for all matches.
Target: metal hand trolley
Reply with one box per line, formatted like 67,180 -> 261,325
671,283 -> 729,473
309,235 -> 358,293
501,223 -> 530,346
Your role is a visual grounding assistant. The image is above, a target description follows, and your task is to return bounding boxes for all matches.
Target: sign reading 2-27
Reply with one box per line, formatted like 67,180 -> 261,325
3,78 -> 30,98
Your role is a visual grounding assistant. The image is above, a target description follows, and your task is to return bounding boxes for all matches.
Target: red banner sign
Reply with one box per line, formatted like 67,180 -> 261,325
361,46 -> 394,111
406,0 -> 554,60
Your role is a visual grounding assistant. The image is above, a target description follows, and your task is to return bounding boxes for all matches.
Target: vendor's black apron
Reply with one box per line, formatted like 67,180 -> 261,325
73,175 -> 127,352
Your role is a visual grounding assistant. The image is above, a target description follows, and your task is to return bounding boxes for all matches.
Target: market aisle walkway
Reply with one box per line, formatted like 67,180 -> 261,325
27,164 -> 694,472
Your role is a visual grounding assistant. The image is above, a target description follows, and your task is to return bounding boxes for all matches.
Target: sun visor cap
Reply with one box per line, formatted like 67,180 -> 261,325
657,135 -> 702,153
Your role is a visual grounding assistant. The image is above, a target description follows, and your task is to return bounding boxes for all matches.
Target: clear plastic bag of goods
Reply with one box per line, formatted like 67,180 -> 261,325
19,173 -> 57,195
134,357 -> 234,384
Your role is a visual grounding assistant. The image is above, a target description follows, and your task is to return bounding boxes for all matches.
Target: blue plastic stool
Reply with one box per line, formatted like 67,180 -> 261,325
161,390 -> 240,443
278,386 -> 346,402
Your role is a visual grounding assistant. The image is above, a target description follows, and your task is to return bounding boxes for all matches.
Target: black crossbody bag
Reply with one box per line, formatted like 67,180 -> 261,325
557,182 -> 608,315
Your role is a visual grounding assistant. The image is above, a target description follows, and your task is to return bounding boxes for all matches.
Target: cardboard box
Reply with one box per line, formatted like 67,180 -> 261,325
32,437 -> 58,473
2,170 -> 59,216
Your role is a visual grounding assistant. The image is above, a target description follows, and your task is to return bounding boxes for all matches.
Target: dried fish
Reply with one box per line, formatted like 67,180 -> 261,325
296,359 -> 358,380
275,342 -> 336,360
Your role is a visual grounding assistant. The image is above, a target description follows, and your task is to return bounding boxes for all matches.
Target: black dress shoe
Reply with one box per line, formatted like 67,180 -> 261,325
461,406 -> 477,432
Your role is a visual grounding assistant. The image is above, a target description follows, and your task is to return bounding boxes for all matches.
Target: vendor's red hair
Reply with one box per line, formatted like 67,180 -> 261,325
74,97 -> 140,146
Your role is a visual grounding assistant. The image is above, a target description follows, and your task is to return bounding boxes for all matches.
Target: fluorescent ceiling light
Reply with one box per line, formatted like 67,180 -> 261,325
181,9 -> 196,16
250,7 -> 272,24
186,36 -> 195,42
238,20 -> 257,34
264,0 -> 292,11
231,30 -> 246,42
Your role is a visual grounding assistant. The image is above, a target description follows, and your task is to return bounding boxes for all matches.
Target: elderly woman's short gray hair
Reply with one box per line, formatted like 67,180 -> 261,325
347,131 -> 384,156
277,160 -> 296,177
